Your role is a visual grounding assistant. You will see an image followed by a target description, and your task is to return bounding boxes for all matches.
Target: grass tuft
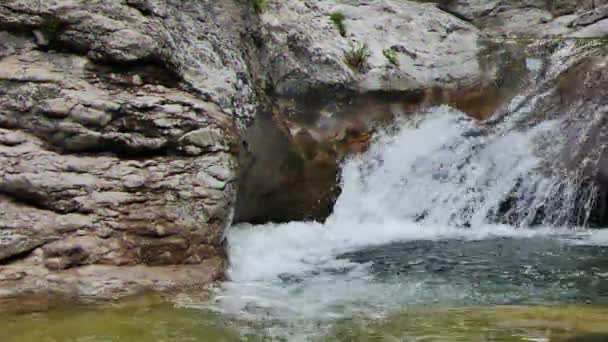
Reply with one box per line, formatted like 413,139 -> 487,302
344,42 -> 371,72
252,0 -> 267,15
383,48 -> 400,67
330,12 -> 347,37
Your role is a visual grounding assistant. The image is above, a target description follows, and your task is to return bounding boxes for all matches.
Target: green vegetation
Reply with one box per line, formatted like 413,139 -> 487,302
344,42 -> 371,72
252,0 -> 267,15
383,48 -> 400,67
41,17 -> 62,36
330,12 -> 347,37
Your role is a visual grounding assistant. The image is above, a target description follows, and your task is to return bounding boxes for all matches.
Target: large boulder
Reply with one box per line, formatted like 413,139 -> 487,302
0,0 -> 253,297
254,0 -> 490,97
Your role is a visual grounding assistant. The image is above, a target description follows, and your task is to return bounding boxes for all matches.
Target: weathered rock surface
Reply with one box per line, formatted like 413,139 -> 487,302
0,256 -> 225,299
0,0 -> 251,298
254,0 -> 491,96
437,0 -> 608,38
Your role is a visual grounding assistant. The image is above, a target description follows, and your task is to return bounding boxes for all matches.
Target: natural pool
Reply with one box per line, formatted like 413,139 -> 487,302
4,295 -> 608,341
4,231 -> 608,341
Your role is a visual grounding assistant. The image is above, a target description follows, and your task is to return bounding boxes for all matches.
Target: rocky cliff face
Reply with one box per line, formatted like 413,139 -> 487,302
491,39 -> 608,226
437,0 -> 608,37
1,0 -> 607,299
0,0 -> 253,298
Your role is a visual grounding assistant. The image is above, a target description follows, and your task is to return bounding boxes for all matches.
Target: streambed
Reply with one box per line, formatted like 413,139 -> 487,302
4,231 -> 608,341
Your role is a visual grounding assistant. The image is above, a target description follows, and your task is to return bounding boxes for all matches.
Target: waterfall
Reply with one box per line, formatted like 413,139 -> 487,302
332,105 -> 597,228
221,105 -> 590,288
199,86 -> 608,338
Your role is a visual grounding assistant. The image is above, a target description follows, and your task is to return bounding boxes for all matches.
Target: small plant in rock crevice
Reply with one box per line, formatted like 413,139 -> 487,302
344,42 -> 371,72
330,12 -> 347,37
252,0 -> 267,15
383,48 -> 400,67
41,17 -> 62,36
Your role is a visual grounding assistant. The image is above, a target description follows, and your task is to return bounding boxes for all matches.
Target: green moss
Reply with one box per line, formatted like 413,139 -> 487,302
41,17 -> 62,36
344,42 -> 371,72
252,0 -> 267,15
330,12 -> 347,37
382,48 -> 400,67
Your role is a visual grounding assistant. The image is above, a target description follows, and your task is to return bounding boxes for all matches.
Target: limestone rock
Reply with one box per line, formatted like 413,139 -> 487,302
0,260 -> 225,299
438,0 -> 608,38
570,18 -> 608,37
0,0 -> 256,126
0,0 -> 247,299
256,0 -> 491,97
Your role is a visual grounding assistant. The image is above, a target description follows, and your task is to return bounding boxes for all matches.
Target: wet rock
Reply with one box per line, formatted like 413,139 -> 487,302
489,40 -> 608,227
236,0 -> 513,223
235,111 -> 341,224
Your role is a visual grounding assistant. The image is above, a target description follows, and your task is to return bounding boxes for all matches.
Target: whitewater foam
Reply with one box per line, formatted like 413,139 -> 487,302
226,220 -> 575,283
200,106 -> 607,339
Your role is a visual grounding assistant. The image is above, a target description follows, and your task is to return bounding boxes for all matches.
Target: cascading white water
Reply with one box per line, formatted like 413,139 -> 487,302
194,105 -> 608,339
331,104 -> 596,228
331,106 -> 549,227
